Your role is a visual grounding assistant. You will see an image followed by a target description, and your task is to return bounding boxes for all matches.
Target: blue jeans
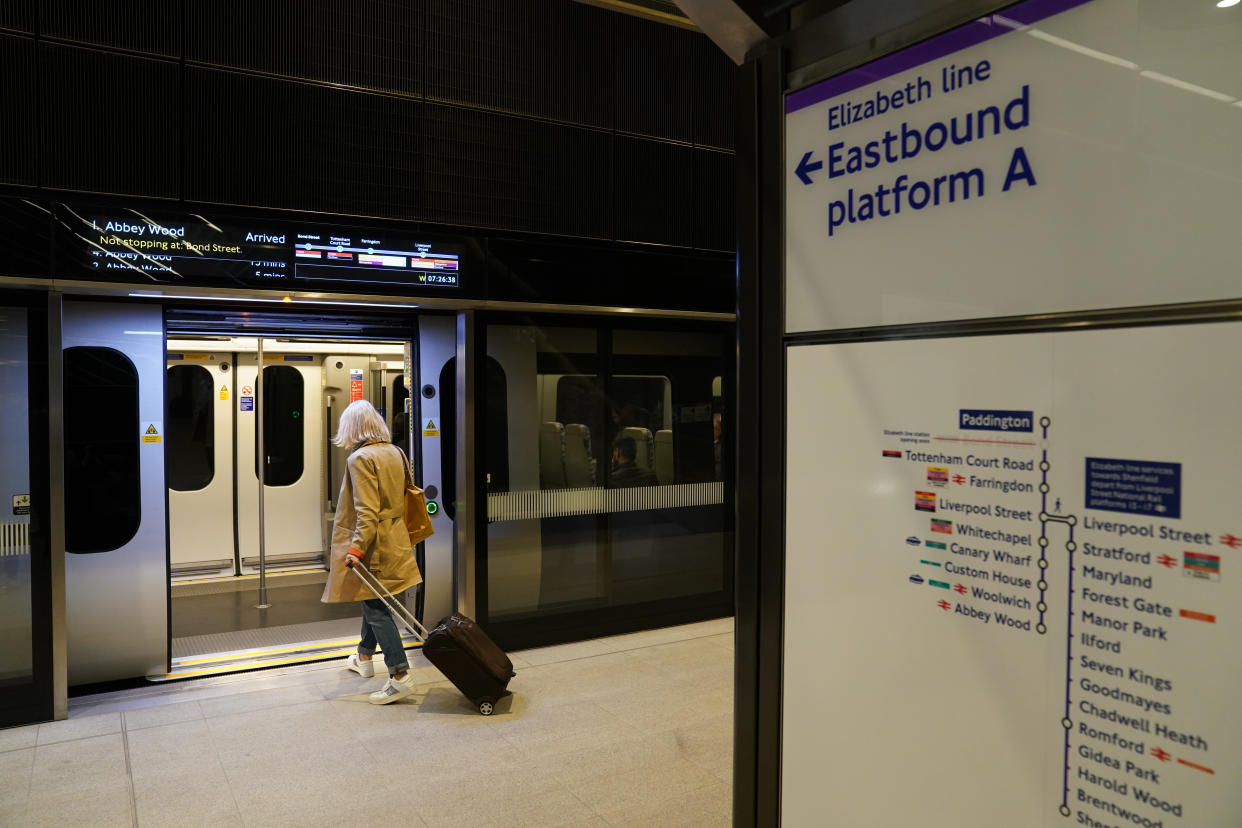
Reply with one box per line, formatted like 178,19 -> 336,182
357,598 -> 409,676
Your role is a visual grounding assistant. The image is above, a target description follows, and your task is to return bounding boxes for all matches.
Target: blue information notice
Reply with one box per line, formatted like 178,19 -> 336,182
1084,457 -> 1181,519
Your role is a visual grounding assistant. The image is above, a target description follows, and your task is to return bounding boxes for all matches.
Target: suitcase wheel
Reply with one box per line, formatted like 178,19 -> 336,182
478,699 -> 495,716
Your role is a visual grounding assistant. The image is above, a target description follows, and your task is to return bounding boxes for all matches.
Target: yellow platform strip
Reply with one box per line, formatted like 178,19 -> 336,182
159,640 -> 422,681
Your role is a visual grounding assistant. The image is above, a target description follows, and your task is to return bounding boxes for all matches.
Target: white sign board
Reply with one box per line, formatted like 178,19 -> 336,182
784,321 -> 1242,826
784,0 -> 1242,333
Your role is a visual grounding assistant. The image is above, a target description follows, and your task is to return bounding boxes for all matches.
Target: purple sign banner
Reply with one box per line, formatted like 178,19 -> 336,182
786,0 -> 1094,114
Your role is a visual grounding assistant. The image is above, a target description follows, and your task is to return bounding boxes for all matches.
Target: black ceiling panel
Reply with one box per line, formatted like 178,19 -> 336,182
426,0 -> 613,129
615,135 -> 692,247
423,104 -> 612,239
694,148 -> 735,252
186,68 -> 420,219
40,44 -> 179,198
0,0 -> 34,34
614,13 -> 695,143
186,0 -> 421,96
40,0 -> 180,58
0,34 -> 37,187
693,38 -> 737,151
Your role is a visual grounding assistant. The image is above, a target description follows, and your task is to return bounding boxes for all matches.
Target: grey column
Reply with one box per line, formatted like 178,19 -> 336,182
46,292 -> 67,720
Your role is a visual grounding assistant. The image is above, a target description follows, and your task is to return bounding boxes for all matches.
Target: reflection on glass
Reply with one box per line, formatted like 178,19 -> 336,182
485,325 -> 730,625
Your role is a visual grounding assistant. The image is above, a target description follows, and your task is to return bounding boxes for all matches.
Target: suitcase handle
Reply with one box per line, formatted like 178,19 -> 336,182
348,560 -> 430,640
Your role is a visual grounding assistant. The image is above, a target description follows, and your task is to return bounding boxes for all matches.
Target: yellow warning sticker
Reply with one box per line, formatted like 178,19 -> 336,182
184,353 -> 209,361
219,385 -> 229,401
142,423 -> 161,444
423,418 -> 438,437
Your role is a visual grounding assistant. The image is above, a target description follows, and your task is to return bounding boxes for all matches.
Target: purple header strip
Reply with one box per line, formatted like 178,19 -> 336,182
785,0 -> 1094,114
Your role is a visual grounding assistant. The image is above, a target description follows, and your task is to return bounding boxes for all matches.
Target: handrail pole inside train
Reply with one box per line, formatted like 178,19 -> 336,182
255,337 -> 270,609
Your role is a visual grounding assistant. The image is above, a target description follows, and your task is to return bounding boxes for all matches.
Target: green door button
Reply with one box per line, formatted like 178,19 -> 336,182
426,501 -> 439,515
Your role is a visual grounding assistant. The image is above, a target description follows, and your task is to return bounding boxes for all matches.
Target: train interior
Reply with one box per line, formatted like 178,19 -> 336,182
165,335 -> 418,678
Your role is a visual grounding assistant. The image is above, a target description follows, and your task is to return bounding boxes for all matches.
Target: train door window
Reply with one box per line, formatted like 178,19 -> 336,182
166,365 -> 214,491
64,347 -> 141,553
392,376 -> 409,446
256,365 -> 303,486
438,356 -> 509,520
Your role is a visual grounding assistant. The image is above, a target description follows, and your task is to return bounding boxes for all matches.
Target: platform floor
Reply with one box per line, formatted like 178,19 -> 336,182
0,619 -> 734,827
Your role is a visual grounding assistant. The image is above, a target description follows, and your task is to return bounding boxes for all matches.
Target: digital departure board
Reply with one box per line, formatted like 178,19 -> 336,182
292,230 -> 460,288
57,205 -> 468,295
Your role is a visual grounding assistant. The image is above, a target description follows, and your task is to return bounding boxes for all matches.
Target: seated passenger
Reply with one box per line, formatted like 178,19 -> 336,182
610,436 -> 657,487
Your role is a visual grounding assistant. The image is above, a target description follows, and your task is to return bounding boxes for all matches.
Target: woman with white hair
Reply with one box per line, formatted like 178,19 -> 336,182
321,399 -> 423,704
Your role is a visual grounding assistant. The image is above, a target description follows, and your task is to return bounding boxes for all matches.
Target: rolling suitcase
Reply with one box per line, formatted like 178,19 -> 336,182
349,561 -> 516,715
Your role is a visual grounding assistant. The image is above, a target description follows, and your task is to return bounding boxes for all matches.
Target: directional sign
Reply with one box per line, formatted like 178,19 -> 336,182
794,151 -> 822,186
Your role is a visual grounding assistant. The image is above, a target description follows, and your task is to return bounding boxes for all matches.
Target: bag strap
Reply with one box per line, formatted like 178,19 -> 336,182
393,443 -> 414,488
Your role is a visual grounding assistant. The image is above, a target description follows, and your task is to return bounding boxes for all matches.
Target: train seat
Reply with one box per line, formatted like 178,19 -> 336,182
620,426 -> 655,470
563,423 -> 597,487
539,421 -> 567,488
654,429 -> 674,485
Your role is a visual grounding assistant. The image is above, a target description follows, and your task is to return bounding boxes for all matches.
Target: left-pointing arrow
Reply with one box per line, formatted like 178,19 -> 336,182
795,150 -> 823,186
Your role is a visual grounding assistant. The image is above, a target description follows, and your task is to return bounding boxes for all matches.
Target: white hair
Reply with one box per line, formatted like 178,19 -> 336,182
333,399 -> 391,448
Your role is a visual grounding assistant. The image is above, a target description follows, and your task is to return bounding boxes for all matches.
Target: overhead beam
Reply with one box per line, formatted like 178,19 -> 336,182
674,0 -> 771,63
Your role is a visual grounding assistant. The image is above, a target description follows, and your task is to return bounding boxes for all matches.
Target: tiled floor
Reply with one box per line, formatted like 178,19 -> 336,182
0,618 -> 734,828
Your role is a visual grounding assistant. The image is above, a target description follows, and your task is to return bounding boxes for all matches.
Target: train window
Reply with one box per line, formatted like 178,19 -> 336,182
256,365 -> 303,486
166,365 -> 214,491
483,323 -> 731,628
64,347 -> 140,553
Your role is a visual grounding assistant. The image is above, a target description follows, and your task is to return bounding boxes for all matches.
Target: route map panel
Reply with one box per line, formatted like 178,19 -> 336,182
783,323 -> 1241,827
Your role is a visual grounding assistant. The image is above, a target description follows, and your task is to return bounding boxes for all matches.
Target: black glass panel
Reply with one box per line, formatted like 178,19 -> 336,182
439,355 -> 508,518
256,365 -> 303,486
64,347 -> 140,553
166,365 -> 214,492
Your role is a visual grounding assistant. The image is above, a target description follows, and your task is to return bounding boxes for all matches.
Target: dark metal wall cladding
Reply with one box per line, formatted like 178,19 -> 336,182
0,199 -> 52,278
0,0 -> 35,33
694,149 -> 734,252
186,68 -> 420,219
0,35 -> 38,187
7,1 -> 737,251
40,0 -> 180,58
615,136 -> 692,246
423,105 -> 612,238
693,42 -> 736,150
186,0 -> 421,96
39,44 -> 179,198
615,14 -> 694,142
425,0 -> 613,129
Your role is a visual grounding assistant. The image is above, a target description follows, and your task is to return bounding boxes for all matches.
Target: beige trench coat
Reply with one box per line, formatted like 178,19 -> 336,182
321,441 -> 423,603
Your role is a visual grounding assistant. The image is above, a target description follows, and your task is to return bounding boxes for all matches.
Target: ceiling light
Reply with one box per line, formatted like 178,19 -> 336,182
1218,0 -> 1240,8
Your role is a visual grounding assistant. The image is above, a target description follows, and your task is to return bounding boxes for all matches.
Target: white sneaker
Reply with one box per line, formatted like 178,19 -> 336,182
369,673 -> 416,705
346,653 -> 375,678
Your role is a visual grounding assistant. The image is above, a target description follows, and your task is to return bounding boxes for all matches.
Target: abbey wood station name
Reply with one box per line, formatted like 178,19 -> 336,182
95,220 -> 286,245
